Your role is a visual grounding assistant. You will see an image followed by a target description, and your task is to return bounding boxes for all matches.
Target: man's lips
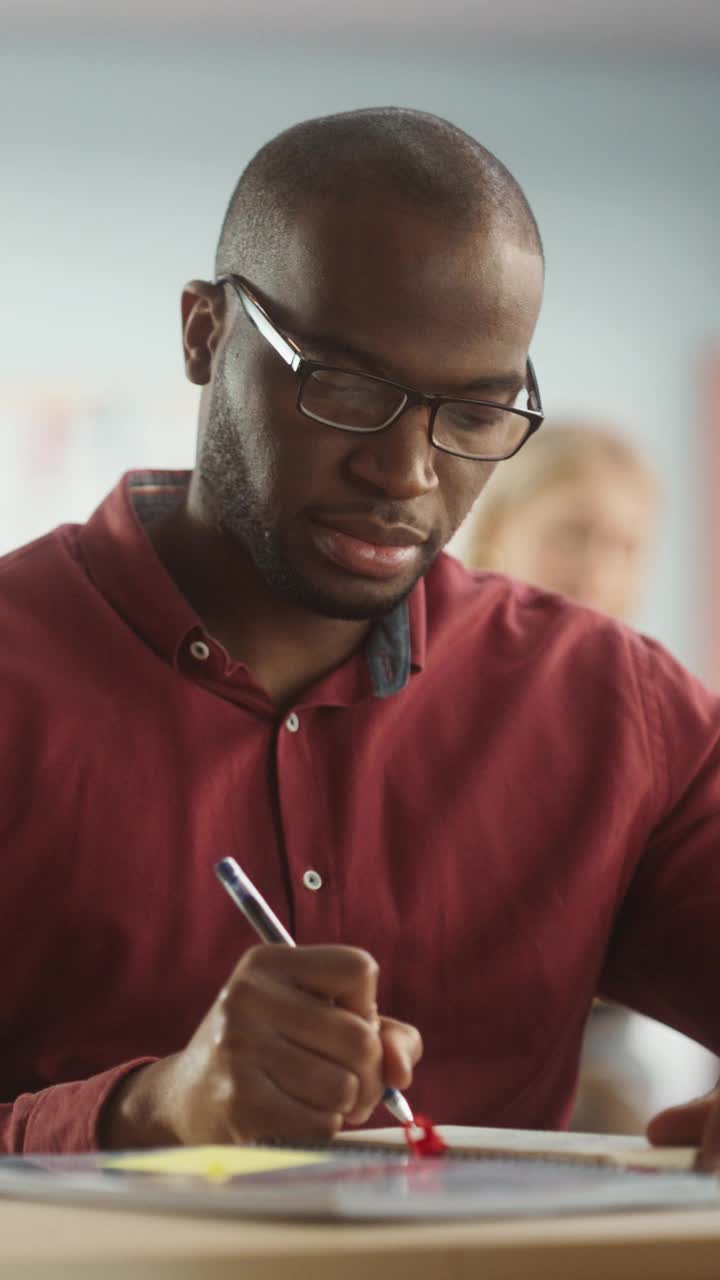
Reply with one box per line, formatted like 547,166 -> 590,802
308,516 -> 427,580
310,514 -> 428,547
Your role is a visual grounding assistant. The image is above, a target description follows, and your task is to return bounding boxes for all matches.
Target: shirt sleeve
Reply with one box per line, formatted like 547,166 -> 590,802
600,634 -> 720,1052
0,1058 -> 157,1153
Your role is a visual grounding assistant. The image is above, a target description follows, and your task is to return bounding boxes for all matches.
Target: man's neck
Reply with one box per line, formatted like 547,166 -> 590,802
145,504 -> 370,709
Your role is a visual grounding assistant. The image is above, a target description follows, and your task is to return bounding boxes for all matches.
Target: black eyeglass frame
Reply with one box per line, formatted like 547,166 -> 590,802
217,273 -> 545,463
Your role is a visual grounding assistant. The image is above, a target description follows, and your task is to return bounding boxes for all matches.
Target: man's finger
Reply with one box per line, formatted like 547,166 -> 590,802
647,1092 -> 716,1146
223,969 -> 383,1072
379,1016 -> 423,1091
260,1035 -> 360,1117
237,944 -> 379,1019
696,1103 -> 720,1172
228,1065 -> 345,1146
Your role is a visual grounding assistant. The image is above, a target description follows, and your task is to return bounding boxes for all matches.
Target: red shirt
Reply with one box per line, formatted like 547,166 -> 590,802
2,470 -> 720,1153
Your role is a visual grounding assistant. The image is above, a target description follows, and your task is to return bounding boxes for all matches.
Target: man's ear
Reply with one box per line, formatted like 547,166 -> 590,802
181,280 -> 227,386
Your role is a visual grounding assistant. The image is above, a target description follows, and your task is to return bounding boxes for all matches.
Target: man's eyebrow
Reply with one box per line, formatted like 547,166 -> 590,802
297,331 -> 401,379
297,331 -> 526,398
456,372 -> 526,397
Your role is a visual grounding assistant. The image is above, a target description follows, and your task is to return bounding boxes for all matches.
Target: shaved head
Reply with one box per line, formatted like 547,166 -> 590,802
215,107 -> 543,282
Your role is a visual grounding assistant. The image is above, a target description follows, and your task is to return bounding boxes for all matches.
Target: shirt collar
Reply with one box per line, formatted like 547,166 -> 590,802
78,470 -> 426,699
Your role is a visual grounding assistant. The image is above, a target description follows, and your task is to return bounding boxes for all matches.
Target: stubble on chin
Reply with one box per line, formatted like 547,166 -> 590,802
198,373 -> 442,621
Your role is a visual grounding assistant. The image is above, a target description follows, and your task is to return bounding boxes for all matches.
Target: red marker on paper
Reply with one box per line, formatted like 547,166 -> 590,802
403,1115 -> 448,1158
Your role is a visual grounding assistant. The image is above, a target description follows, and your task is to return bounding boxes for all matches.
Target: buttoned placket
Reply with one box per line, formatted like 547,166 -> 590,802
273,705 -> 339,944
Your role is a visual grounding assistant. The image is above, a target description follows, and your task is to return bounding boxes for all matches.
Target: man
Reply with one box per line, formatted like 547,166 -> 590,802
2,107 -> 720,1161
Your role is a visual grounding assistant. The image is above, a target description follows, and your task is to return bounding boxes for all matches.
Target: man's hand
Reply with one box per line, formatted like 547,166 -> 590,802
101,944 -> 422,1149
648,1086 -> 720,1171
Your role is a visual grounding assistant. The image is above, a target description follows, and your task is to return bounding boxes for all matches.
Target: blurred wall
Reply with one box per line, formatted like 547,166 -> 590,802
2,39 -> 718,670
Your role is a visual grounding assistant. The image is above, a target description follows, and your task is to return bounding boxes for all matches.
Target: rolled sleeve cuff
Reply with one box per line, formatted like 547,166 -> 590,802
6,1058 -> 158,1154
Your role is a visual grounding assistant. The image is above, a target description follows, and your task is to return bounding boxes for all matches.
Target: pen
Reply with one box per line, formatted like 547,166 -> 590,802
214,855 -> 415,1129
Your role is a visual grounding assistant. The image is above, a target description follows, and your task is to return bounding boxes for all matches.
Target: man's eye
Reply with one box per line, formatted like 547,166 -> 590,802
314,372 -> 350,384
443,405 -> 503,430
311,371 -> 374,395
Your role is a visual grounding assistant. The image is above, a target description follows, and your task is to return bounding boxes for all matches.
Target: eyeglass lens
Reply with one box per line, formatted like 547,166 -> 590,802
300,368 -> 529,460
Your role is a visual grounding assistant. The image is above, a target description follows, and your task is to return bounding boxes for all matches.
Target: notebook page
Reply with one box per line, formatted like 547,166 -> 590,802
335,1125 -> 697,1170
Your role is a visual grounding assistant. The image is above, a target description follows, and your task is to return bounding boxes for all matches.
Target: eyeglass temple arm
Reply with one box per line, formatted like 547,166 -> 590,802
526,358 -> 543,414
217,275 -> 302,373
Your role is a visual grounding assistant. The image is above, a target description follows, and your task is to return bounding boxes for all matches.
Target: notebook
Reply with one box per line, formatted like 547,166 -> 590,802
335,1125 -> 699,1169
0,1127 -> 713,1222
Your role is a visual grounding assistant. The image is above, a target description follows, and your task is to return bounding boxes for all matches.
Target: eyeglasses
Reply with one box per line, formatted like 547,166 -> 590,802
217,274 -> 544,462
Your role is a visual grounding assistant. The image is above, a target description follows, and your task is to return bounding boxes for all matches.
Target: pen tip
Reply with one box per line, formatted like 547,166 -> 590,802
383,1088 -> 415,1127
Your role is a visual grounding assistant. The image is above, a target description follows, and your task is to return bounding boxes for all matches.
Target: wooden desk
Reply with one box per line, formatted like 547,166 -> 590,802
2,1199 -> 720,1280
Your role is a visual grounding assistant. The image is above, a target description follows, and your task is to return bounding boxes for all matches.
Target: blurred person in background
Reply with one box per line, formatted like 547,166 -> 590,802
465,420 -> 714,1133
466,421 -> 661,620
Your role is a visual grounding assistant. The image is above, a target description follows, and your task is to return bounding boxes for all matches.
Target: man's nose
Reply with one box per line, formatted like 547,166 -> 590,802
345,404 -> 439,500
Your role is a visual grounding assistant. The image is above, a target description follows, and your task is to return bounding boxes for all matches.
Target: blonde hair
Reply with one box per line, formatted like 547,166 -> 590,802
467,421 -> 662,571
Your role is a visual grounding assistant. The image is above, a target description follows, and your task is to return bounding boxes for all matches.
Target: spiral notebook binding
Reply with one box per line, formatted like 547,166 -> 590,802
260,1136 -> 636,1172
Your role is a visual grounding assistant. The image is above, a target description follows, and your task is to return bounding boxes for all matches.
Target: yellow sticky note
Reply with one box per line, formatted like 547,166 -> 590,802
104,1145 -> 331,1183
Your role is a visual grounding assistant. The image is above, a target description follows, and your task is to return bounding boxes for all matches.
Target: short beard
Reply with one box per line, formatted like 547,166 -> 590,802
197,376 -> 437,622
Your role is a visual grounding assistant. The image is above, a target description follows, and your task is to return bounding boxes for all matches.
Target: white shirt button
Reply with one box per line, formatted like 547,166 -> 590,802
302,869 -> 323,891
189,640 -> 210,662
285,712 -> 300,733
